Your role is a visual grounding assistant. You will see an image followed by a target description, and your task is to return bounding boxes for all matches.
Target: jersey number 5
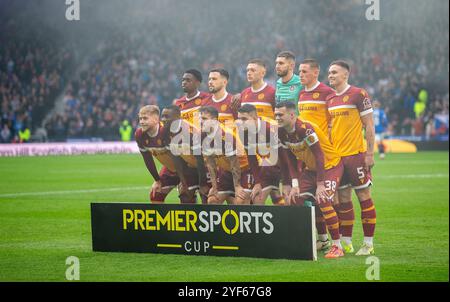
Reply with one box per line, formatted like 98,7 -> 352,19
357,167 -> 365,179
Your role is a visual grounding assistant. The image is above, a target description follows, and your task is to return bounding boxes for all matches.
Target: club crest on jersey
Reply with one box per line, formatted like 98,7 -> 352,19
195,99 -> 202,105
363,98 -> 372,109
313,92 -> 320,99
258,93 -> 265,100
290,85 -> 295,91
343,95 -> 349,103
221,104 -> 228,111
145,139 -> 149,145
157,139 -> 162,145
305,133 -> 318,146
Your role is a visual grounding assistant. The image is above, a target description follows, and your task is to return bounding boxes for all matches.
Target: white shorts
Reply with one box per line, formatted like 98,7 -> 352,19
375,133 -> 385,142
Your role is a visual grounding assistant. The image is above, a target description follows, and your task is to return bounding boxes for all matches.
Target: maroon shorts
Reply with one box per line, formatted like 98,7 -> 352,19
298,169 -> 317,202
158,166 -> 180,190
259,166 -> 281,192
298,161 -> 344,201
339,152 -> 373,190
182,166 -> 204,191
217,167 -> 255,195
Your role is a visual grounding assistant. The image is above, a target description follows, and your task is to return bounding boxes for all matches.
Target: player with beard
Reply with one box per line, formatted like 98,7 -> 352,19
202,69 -> 237,126
199,106 -> 252,205
275,51 -> 303,113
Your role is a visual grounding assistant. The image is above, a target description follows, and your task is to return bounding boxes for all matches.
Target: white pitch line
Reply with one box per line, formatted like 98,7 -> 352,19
0,186 -> 148,198
377,174 -> 448,179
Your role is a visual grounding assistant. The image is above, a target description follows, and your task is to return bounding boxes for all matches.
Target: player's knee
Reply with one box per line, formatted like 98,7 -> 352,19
355,187 -> 371,201
180,192 -> 196,204
150,191 -> 166,203
208,195 -> 226,204
235,196 -> 251,205
338,187 -> 352,202
291,197 -> 306,206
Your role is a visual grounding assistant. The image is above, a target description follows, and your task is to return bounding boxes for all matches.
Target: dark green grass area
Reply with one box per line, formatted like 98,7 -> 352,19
0,152 -> 448,281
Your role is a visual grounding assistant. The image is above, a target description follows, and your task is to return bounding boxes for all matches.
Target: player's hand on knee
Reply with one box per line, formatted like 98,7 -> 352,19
250,183 -> 262,203
207,195 -> 219,204
288,186 -> 300,205
208,186 -> 219,198
151,180 -> 162,193
315,182 -> 328,204
178,181 -> 188,196
282,185 -> 292,201
235,185 -> 247,201
199,185 -> 210,196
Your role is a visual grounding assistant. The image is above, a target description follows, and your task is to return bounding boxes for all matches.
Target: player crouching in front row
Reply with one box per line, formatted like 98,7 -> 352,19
198,106 -> 253,205
275,101 -> 345,258
136,105 -> 198,204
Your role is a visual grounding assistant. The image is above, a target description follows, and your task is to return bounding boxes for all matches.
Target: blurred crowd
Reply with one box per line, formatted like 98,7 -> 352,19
0,12 -> 75,143
1,0 -> 448,143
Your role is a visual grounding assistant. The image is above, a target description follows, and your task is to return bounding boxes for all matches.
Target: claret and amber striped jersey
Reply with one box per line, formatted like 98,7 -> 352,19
201,92 -> 237,125
201,123 -> 248,171
166,119 -> 200,169
174,91 -> 210,124
278,119 -> 341,172
327,85 -> 373,157
241,118 -> 279,167
135,123 -> 175,172
240,83 -> 276,121
298,81 -> 334,135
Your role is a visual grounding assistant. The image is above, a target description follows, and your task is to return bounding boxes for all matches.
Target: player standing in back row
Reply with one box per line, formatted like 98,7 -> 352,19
173,69 -> 210,124
275,51 -> 303,113
298,58 -> 336,252
202,69 -> 237,126
327,60 -> 377,256
238,59 -> 285,205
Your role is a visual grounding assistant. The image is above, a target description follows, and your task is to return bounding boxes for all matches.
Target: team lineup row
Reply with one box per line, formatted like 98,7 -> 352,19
135,52 -> 377,258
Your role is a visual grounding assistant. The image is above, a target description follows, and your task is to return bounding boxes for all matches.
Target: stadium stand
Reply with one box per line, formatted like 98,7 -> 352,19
0,0 -> 448,142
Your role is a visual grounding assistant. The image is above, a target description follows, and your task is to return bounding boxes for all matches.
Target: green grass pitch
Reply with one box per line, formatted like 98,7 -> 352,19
0,151 -> 448,281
